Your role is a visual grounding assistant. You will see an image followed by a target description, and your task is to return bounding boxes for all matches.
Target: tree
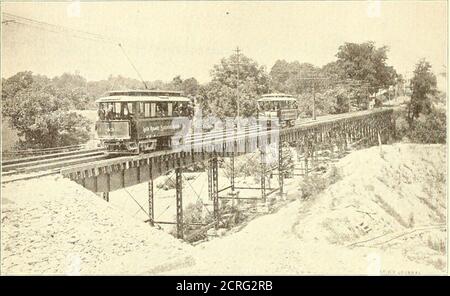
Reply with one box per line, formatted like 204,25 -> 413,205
401,108 -> 446,144
169,75 -> 183,91
270,60 -> 321,94
269,60 -> 291,92
200,53 -> 270,118
2,72 -> 91,149
181,77 -> 199,98
408,59 -> 437,122
398,60 -> 445,143
336,42 -> 397,95
52,72 -> 90,110
165,76 -> 199,98
394,74 -> 405,97
22,110 -> 91,148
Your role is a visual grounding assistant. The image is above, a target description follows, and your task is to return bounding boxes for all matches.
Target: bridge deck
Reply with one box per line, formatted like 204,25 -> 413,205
61,108 -> 394,193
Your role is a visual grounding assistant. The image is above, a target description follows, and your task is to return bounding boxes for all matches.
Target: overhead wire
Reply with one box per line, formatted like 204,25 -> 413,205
2,12 -> 148,88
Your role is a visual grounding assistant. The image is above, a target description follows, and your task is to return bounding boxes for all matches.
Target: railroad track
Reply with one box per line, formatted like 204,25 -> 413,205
1,144 -> 87,160
2,108 -> 397,184
1,148 -> 110,183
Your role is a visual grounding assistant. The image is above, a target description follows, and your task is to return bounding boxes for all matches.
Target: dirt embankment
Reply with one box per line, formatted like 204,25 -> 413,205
298,144 -> 446,244
295,144 -> 447,272
169,144 -> 446,275
1,177 -> 194,275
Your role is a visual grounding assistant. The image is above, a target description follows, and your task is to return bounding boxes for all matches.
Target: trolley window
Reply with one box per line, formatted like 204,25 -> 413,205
144,103 -> 151,117
114,103 -> 121,118
168,103 -> 173,117
156,102 -> 168,117
127,102 -> 134,115
139,102 -> 144,117
151,103 -> 156,117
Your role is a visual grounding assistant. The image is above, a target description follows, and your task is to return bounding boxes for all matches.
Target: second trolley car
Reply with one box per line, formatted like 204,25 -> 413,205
257,93 -> 298,127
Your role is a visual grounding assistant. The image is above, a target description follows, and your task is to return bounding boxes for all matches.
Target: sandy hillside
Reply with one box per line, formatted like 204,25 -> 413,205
167,144 -> 447,275
1,144 -> 447,275
1,176 -> 194,275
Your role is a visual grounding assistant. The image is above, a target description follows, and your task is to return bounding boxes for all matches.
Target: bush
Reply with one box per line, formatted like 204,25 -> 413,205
222,143 -> 295,182
175,200 -> 249,243
299,165 -> 341,200
219,203 -> 247,229
222,152 -> 263,181
398,107 -> 446,144
180,201 -> 214,243
15,111 -> 91,149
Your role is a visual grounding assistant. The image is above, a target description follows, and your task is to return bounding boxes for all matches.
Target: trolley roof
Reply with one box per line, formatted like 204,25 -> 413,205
95,90 -> 191,103
257,93 -> 297,102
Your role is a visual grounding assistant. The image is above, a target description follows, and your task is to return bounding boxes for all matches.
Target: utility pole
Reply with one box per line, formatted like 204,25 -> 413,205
295,75 -> 325,120
234,47 -> 241,119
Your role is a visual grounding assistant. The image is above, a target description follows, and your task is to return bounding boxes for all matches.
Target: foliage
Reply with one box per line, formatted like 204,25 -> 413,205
180,77 -> 200,98
219,203 -> 247,229
281,142 -> 295,177
398,107 -> 446,144
397,59 -> 444,144
198,53 -> 270,118
335,41 -> 397,94
52,72 -> 90,110
222,151 -> 263,181
4,41 -> 400,122
297,90 -> 339,117
270,60 -> 320,94
407,59 -> 437,122
165,75 -> 199,97
86,75 -> 169,103
86,75 -> 146,102
17,111 -> 91,149
181,200 -> 214,243
2,71 -> 91,149
269,42 -> 397,116
299,165 -> 341,200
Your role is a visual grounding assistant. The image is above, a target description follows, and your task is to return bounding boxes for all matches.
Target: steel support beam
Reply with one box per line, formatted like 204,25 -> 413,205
208,161 -> 213,201
230,153 -> 235,191
175,168 -> 183,239
211,157 -> 220,228
278,141 -> 284,197
148,177 -> 154,226
260,149 -> 266,202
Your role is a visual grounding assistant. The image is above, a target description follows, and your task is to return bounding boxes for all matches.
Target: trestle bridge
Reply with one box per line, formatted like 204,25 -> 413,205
60,108 -> 395,240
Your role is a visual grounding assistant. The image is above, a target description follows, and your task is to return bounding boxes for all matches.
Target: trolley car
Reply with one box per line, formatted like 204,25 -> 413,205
257,93 -> 298,127
95,90 -> 192,154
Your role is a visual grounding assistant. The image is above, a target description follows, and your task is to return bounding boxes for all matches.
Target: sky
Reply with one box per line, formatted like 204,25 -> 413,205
1,1 -> 448,87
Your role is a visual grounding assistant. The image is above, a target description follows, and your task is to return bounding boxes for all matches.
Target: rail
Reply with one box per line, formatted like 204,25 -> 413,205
2,144 -> 87,160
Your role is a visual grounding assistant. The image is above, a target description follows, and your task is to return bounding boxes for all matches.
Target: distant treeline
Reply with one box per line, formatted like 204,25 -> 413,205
3,41 -> 402,114
5,41 -> 441,149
